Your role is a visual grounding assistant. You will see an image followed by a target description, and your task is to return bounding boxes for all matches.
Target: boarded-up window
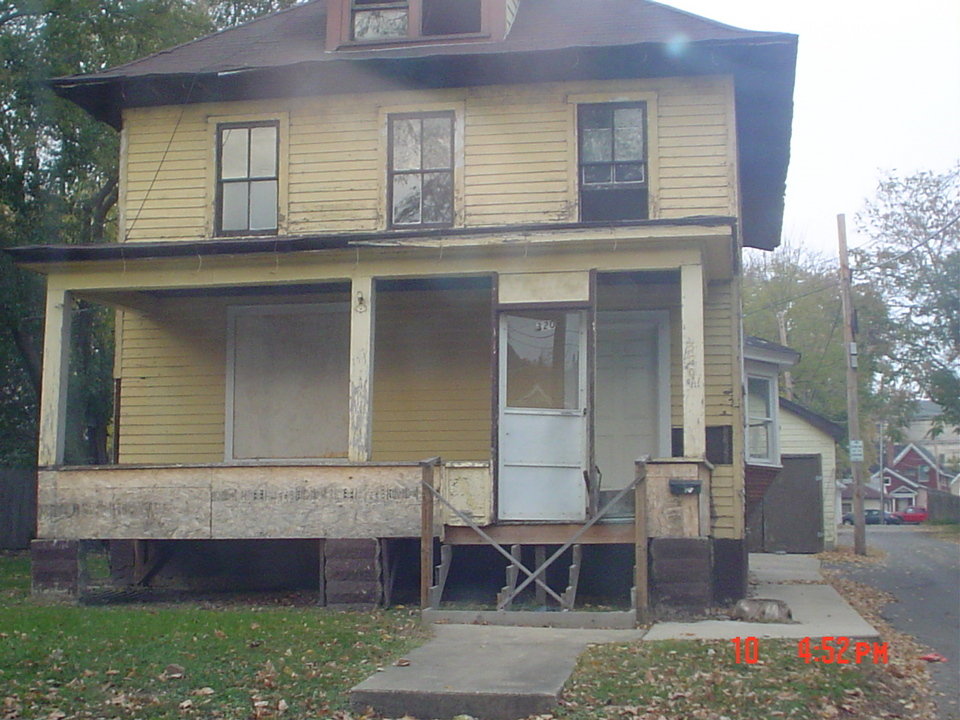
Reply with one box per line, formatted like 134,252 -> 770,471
228,305 -> 349,459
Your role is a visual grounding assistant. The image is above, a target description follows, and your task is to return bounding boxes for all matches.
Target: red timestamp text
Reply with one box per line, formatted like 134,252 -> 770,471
730,636 -> 889,664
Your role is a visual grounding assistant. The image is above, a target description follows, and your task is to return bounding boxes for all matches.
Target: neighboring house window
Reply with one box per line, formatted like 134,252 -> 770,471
388,112 -> 454,227
746,375 -> 776,463
217,122 -> 278,235
578,102 -> 648,222
352,0 -> 481,41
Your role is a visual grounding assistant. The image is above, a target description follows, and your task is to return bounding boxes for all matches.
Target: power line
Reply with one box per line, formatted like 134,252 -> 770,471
853,213 -> 960,274
743,279 -> 839,317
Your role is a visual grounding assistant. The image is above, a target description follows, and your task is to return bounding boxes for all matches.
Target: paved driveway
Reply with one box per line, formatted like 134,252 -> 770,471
834,526 -> 960,720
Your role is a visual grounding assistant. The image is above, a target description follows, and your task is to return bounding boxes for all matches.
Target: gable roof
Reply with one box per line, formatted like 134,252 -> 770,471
779,397 -> 845,442
745,336 -> 801,368
892,442 -> 948,474
50,0 -> 797,251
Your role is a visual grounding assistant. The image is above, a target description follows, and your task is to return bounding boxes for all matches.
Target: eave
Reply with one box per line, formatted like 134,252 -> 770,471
51,36 -> 796,252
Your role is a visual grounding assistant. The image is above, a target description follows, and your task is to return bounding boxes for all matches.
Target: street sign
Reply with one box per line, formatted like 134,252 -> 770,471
849,440 -> 864,462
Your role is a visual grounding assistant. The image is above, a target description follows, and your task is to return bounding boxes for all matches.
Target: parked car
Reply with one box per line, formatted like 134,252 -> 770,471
892,506 -> 928,524
842,509 -> 903,525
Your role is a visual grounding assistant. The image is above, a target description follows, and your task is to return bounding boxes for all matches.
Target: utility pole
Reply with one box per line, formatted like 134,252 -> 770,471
879,420 -> 886,515
838,214 -> 866,555
776,310 -> 795,401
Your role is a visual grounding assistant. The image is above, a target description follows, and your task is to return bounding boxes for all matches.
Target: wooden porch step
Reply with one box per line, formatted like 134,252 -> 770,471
324,538 -> 381,609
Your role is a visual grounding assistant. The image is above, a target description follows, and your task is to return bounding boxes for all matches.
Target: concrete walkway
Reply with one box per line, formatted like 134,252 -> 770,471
350,553 -> 878,719
646,553 -> 879,641
351,625 -> 643,720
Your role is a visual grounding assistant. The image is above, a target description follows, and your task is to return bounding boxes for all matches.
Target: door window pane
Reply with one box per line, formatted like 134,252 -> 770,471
505,312 -> 581,410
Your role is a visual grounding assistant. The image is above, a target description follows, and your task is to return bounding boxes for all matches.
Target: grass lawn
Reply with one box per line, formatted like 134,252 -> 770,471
2,551 -> 932,719
558,638 -> 890,719
0,552 -> 424,719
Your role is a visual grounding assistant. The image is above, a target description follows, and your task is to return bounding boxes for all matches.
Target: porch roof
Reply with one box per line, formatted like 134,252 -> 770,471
5,215 -> 735,267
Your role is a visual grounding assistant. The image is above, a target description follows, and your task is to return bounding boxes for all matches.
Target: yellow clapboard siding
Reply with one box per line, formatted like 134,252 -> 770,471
121,76 -> 735,240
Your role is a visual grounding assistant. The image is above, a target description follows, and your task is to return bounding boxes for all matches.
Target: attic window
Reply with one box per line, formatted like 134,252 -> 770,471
350,0 -> 482,42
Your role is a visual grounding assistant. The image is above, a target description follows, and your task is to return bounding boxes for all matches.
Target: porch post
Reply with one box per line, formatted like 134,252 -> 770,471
680,263 -> 706,458
348,276 -> 375,462
38,287 -> 73,467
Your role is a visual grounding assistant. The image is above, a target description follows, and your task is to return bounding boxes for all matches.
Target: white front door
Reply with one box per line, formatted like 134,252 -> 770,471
594,310 -> 670,489
498,310 -> 588,521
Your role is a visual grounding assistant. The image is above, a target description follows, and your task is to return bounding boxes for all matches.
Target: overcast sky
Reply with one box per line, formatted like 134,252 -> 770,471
673,0 -> 960,260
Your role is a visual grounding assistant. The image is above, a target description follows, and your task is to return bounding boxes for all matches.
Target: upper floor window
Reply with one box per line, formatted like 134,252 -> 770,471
352,0 -> 482,41
388,112 -> 454,227
577,102 -> 648,222
746,375 -> 777,464
216,122 -> 278,236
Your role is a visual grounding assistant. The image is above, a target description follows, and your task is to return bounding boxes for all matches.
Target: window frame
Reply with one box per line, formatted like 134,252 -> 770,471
343,0 -> 489,45
386,110 -> 456,229
745,372 -> 779,466
215,120 -> 280,237
576,101 -> 649,222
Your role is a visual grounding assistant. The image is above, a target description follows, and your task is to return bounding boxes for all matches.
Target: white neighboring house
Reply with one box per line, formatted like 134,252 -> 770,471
903,400 -> 960,471
744,337 -> 842,551
779,398 -> 843,548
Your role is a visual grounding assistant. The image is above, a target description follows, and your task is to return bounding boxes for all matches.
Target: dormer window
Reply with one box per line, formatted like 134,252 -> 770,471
347,0 -> 484,43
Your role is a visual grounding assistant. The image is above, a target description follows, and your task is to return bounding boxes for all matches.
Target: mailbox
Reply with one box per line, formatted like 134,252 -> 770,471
669,479 -> 701,496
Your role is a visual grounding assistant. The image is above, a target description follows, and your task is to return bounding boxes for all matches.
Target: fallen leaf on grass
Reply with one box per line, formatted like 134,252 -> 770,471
45,711 -> 65,720
178,700 -> 194,710
160,664 -> 185,681
191,687 -> 215,697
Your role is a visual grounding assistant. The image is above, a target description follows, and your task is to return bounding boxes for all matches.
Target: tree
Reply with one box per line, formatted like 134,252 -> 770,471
854,165 -> 960,435
743,244 -> 901,425
0,0 -> 299,466
742,243 -> 910,469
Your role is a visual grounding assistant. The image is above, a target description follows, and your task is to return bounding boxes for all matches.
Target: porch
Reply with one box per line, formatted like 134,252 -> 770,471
27,226 -> 741,607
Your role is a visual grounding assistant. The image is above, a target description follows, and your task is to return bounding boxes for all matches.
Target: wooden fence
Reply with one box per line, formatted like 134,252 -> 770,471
928,489 -> 960,523
0,469 -> 36,549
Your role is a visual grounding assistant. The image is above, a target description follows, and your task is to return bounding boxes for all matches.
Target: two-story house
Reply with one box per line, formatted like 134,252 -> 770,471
11,0 -> 796,616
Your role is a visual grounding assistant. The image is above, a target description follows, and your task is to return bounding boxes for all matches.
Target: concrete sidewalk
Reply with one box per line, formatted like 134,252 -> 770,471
351,625 -> 642,720
645,553 -> 880,641
350,553 -> 879,719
